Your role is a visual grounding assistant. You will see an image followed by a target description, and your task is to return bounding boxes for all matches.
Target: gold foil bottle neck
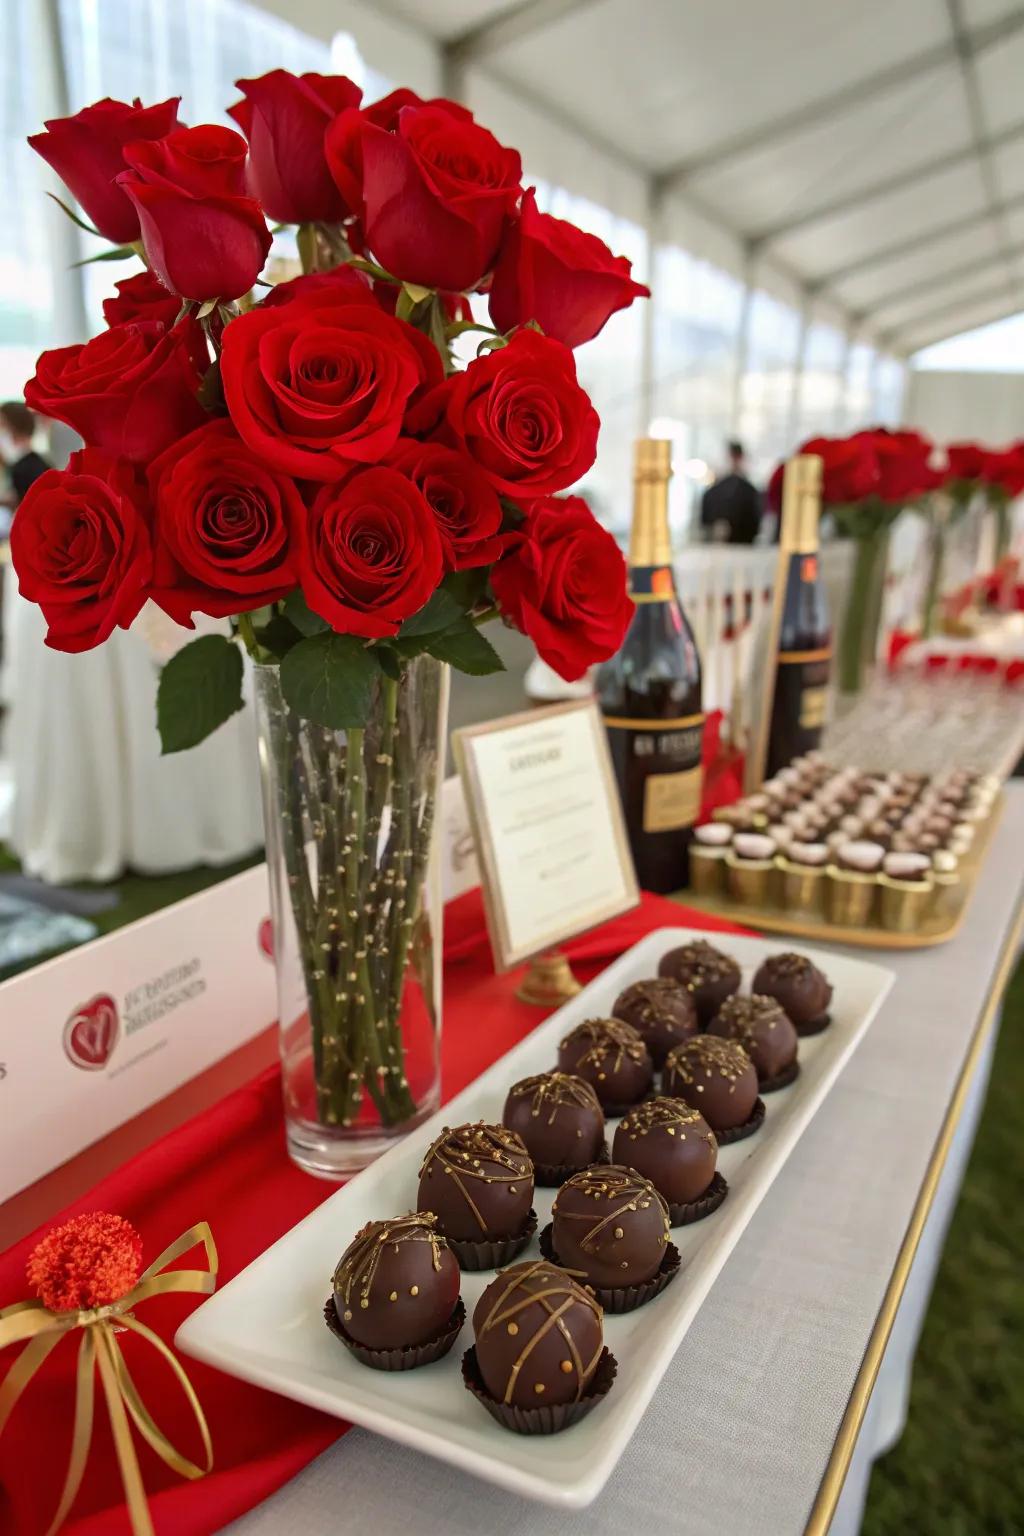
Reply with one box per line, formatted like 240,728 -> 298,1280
629,437 -> 673,567
779,453 -> 822,554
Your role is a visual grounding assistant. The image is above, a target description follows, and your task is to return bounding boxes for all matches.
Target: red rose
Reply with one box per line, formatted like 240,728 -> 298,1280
323,89 -> 435,215
228,70 -> 362,223
984,444 -> 1024,498
220,285 -> 443,480
117,126 -> 271,301
25,321 -> 207,463
28,96 -> 179,244
388,439 -> 507,570
445,330 -> 598,495
491,496 -> 633,680
945,442 -> 988,484
798,435 -> 879,507
10,449 -> 152,653
855,428 -> 935,503
260,266 -> 372,308
326,99 -> 521,290
489,188 -> 650,348
101,271 -> 210,376
148,419 -> 300,624
297,466 -> 444,638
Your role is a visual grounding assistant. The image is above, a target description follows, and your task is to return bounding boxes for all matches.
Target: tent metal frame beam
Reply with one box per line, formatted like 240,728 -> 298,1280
749,118 -> 1024,245
445,0 -> 597,65
889,275 -> 1019,337
902,300 -> 1023,351
654,8 -> 1024,189
866,243 -> 1024,318
814,192 -> 1024,288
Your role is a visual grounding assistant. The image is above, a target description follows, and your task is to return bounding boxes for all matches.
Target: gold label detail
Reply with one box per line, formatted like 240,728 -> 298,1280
800,686 -> 829,730
604,712 -> 705,731
777,647 -> 832,664
643,766 -> 703,832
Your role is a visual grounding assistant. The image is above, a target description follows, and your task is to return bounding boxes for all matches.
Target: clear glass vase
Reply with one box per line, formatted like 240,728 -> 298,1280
254,656 -> 448,1178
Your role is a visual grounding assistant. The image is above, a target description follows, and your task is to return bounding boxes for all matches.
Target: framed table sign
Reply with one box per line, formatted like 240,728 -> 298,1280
453,699 -> 640,972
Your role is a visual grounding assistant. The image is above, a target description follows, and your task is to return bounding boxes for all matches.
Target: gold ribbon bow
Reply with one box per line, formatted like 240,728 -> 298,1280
0,1222 -> 218,1536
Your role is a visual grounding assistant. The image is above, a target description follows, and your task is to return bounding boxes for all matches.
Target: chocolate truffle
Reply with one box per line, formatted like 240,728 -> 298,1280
332,1212 -> 460,1351
612,1098 -> 717,1207
708,995 -> 799,1085
418,1123 -> 533,1242
551,1165 -> 670,1287
472,1259 -> 603,1408
662,1035 -> 759,1132
750,951 -> 833,1032
732,832 -> 776,862
502,1073 -> 605,1173
557,1018 -> 653,1110
836,840 -> 885,874
882,852 -> 931,882
612,978 -> 698,1065
657,938 -> 741,1024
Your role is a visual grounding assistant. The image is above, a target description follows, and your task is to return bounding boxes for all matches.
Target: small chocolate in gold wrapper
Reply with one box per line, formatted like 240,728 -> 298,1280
689,844 -> 726,896
878,872 -> 935,933
825,866 -> 877,927
724,851 -> 775,905
776,856 -> 826,917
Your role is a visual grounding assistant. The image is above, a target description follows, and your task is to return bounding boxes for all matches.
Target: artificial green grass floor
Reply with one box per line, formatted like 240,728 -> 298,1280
2,847 -> 1021,1530
861,952 -> 1024,1536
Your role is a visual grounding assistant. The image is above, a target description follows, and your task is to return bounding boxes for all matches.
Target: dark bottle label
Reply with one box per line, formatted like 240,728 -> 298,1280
768,647 -> 831,771
603,714 -> 705,834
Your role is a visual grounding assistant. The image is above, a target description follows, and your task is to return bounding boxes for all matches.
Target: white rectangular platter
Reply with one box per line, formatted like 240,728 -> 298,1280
177,927 -> 894,1509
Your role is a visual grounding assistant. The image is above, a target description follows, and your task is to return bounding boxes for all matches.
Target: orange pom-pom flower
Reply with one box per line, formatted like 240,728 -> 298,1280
26,1212 -> 144,1313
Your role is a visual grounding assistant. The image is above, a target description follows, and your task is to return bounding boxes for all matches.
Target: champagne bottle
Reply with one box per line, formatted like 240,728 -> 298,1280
765,454 -> 831,777
598,438 -> 704,893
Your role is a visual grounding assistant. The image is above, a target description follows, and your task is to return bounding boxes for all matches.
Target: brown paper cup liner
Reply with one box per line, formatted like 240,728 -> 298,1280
795,1011 -> 831,1038
759,1058 -> 801,1094
538,1224 -> 681,1313
461,1344 -> 617,1435
323,1296 -> 465,1371
446,1209 -> 537,1271
667,1169 -> 728,1227
533,1139 -> 610,1188
713,1096 -> 766,1145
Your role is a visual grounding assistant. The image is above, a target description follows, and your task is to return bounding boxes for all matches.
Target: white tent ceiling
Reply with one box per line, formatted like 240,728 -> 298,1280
323,0 -> 1024,355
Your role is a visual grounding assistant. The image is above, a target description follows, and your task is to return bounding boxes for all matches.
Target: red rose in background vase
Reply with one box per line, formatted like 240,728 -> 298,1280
148,420 -> 300,624
327,99 -> 521,290
857,427 -> 935,504
798,435 -> 879,507
446,329 -> 598,495
984,443 -> 1024,498
220,285 -> 442,480
388,439 -> 507,570
10,450 -> 152,653
489,188 -> 650,348
117,125 -> 271,301
491,495 -> 633,680
28,95 -> 180,244
945,442 -> 988,484
25,322 -> 206,463
228,70 -> 363,223
297,466 -> 444,637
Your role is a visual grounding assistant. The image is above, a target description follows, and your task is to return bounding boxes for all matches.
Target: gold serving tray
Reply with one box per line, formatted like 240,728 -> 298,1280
681,794 -> 1003,950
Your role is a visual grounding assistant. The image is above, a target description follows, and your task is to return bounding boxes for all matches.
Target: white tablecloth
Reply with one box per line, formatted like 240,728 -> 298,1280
1,572 -> 264,883
226,787 -> 1024,1536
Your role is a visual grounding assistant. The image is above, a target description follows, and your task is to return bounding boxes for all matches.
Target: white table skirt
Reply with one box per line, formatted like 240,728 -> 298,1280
226,788 -> 1024,1536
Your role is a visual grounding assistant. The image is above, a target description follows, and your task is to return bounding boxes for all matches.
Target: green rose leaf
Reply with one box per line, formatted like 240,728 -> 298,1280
425,618 -> 505,675
282,590 -> 330,637
280,632 -> 381,729
157,634 -> 245,754
398,587 -> 465,639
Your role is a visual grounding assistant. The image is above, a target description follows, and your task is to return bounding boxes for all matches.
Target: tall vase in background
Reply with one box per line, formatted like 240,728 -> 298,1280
921,498 -> 952,639
255,657 -> 448,1177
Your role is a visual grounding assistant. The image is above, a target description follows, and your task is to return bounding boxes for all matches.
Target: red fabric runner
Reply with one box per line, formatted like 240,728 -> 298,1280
0,889 -> 747,1536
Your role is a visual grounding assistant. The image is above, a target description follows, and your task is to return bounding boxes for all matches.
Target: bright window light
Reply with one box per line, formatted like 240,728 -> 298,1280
912,312 -> 1024,373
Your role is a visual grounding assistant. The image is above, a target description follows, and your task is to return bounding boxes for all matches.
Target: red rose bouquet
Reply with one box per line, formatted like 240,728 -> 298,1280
18,78 -> 647,1167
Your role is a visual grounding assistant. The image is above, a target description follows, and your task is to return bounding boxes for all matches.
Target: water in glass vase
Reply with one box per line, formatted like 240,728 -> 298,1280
255,656 -> 448,1177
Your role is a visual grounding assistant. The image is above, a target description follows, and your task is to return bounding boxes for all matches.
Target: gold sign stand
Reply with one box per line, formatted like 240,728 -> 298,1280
515,949 -> 583,1007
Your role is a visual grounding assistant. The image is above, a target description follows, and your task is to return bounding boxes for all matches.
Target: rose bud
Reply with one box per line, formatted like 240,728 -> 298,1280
326,98 -> 521,291
491,496 -> 634,680
489,188 -> 650,348
220,284 -> 443,481
297,466 -> 444,638
10,450 -> 152,653
446,329 -> 598,496
228,69 -> 363,224
28,95 -> 180,244
101,272 -> 210,375
117,124 -> 271,302
25,322 -> 207,463
148,420 -> 300,625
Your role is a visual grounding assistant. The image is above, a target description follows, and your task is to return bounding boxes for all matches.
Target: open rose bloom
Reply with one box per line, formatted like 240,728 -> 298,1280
18,75 -> 650,1165
19,76 -> 649,738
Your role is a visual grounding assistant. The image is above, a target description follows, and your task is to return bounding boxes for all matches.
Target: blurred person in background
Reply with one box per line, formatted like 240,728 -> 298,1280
0,402 -> 50,534
701,439 -> 762,545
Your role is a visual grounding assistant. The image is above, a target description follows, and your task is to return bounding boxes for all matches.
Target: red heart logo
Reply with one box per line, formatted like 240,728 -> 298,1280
63,995 -> 119,1071
258,917 -> 274,961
